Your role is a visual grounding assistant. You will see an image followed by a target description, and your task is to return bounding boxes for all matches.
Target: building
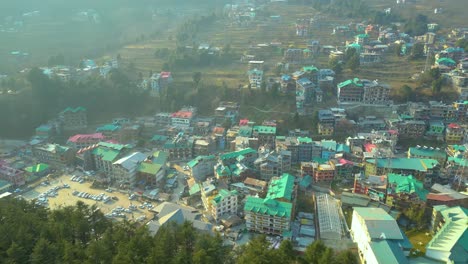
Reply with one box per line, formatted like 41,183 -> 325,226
59,106 -> 87,130
446,123 -> 464,144
365,158 -> 439,179
316,193 -> 344,240
91,142 -> 130,177
171,108 -> 196,128
426,205 -> 467,263
193,138 -> 215,157
253,126 -> 277,148
146,202 -> 212,235
244,173 -> 296,235
187,155 -> 216,182
284,48 -> 304,64
254,150 -> 292,181
32,144 -> 75,167
95,124 -> 121,140
243,177 -> 268,195
426,184 -> 468,208
397,120 -> 427,139
155,113 -> 172,127
337,78 -> 390,104
408,146 -> 447,166
210,189 -> 238,222
112,152 -> 148,186
248,68 -> 263,89
312,162 -> 335,182
219,148 -> 258,167
67,133 -> 105,149
353,174 -> 387,202
386,173 -> 428,206
276,136 -> 320,164
351,207 -> 411,264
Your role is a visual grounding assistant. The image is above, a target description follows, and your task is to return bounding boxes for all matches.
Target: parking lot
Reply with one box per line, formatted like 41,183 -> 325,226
22,174 -> 155,222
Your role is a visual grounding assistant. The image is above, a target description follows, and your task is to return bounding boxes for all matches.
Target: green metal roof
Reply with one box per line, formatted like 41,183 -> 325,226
265,173 -> 295,202
138,163 -> 162,175
244,196 -> 292,218
356,33 -> 369,38
92,147 -> 120,162
25,163 -> 49,173
370,240 -> 409,264
36,125 -> 52,132
253,126 -> 276,135
366,158 -> 439,172
387,173 -> 428,201
187,155 -> 215,168
238,126 -> 253,137
152,151 -> 169,165
409,147 -> 447,160
299,175 -> 312,188
211,189 -> 238,206
302,66 -> 318,72
337,77 -> 363,89
448,156 -> 468,167
220,148 -> 256,161
297,137 -> 312,144
96,124 -> 120,132
189,183 -> 201,196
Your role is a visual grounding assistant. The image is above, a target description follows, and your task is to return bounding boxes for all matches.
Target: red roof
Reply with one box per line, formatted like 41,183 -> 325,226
239,119 -> 249,126
426,193 -> 454,202
387,129 -> 398,135
213,127 -> 225,134
447,123 -> 461,129
338,158 -> 354,165
68,133 -> 104,143
171,111 -> 193,118
364,143 -> 377,153
160,71 -> 171,78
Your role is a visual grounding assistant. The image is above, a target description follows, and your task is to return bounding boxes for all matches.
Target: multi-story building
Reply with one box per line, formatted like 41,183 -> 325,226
193,138 -> 215,157
386,173 -> 428,206
296,78 -> 316,105
254,150 -> 292,181
219,148 -> 258,167
59,106 -> 87,130
210,189 -> 239,222
244,173 -> 296,235
318,109 -> 335,135
112,152 -> 148,186
91,142 -> 130,177
353,173 -> 387,202
351,208 -> 411,264
187,155 -> 216,182
96,124 -> 121,140
275,136 -> 320,164
67,133 -> 105,149
337,78 -> 390,104
446,123 -> 464,144
397,120 -> 427,138
252,126 -> 276,148
171,107 -> 196,128
32,144 -> 75,167
312,162 -> 335,182
426,120 -> 445,140
364,158 -> 439,179
163,138 -> 193,160
155,112 -> 172,127
284,48 -> 304,64
248,68 -> 263,89
242,177 -> 268,195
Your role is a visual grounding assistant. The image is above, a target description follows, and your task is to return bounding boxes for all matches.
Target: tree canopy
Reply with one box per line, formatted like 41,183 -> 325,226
0,198 -> 357,264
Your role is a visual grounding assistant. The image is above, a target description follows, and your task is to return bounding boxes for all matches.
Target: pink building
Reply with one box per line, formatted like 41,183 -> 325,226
67,133 -> 105,149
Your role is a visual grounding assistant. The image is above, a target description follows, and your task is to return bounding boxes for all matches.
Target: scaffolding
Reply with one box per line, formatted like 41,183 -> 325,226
316,193 -> 343,240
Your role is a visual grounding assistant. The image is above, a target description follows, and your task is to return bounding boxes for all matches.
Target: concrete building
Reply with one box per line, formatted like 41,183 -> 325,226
248,68 -> 263,89
244,173 -> 296,235
210,189 -> 238,222
171,108 -> 196,128
351,207 -> 411,264
67,133 -> 105,149
364,158 -> 439,179
312,162 -> 335,182
254,150 -> 292,181
337,78 -> 390,104
276,136 -> 320,164
446,123 -> 464,144
59,106 -> 87,130
112,152 -> 148,186
252,126 -> 276,148
91,142 -> 130,177
32,143 -> 75,167
187,155 -> 216,182
408,146 -> 447,166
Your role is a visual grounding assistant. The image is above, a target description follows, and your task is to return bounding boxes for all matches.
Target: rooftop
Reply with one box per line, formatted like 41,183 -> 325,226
265,173 -> 295,202
244,196 -> 292,218
68,133 -> 105,143
187,155 -> 216,168
353,207 -> 403,240
138,162 -> 162,175
253,126 -> 276,135
220,148 -> 256,161
366,158 -> 439,172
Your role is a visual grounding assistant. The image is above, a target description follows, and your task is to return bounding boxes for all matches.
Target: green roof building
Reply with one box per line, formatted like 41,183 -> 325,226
386,173 -> 428,204
187,155 -> 216,182
365,158 -> 439,177
244,173 -> 296,235
210,189 -> 239,221
220,148 -> 257,166
408,146 -> 447,166
25,163 -> 50,176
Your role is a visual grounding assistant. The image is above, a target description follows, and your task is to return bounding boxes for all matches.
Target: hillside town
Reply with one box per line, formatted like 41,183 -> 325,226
0,0 -> 467,263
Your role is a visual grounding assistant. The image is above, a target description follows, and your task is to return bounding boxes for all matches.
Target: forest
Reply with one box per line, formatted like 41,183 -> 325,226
0,198 -> 357,264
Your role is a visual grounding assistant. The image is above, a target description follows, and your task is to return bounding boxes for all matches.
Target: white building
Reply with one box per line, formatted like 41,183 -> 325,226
248,68 -> 263,89
351,207 -> 411,264
210,189 -> 239,222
